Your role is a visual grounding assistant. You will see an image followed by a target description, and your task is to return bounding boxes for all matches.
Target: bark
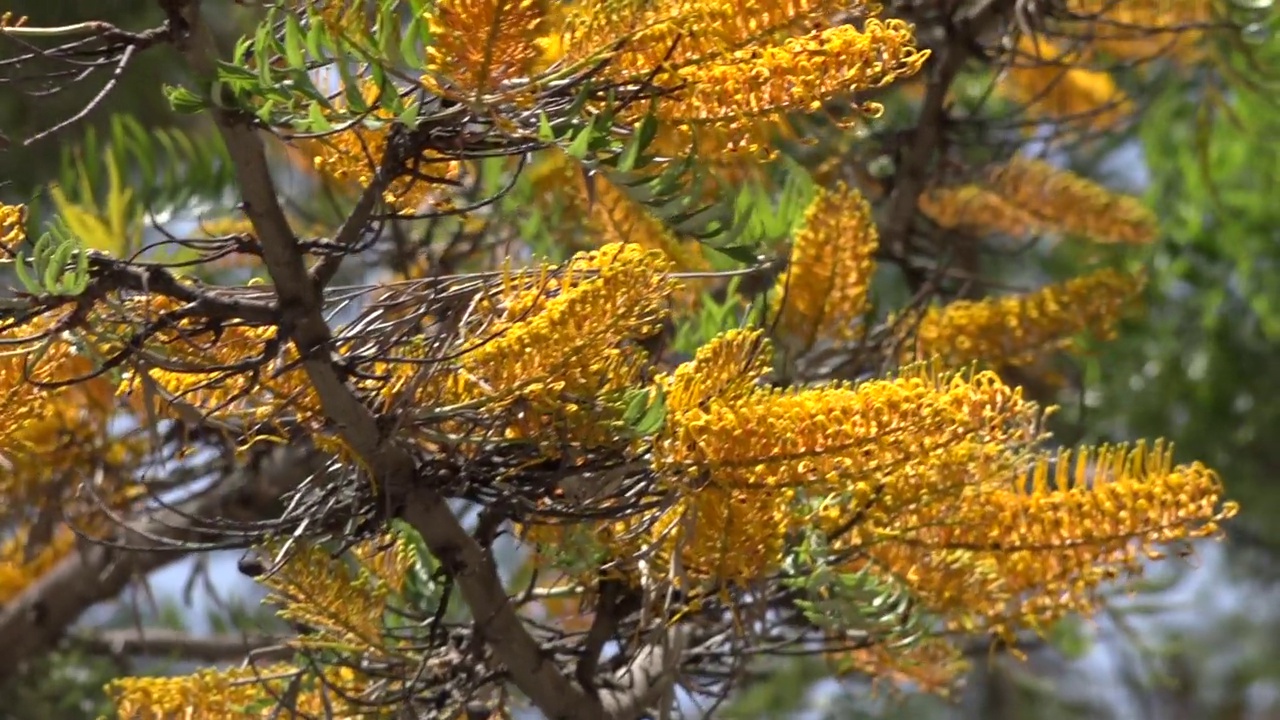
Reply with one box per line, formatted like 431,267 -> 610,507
0,445 -> 312,682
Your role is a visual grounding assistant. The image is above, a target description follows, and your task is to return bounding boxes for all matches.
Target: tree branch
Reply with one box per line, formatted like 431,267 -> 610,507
160,3 -> 632,718
0,445 -> 312,683
879,0 -> 1020,256
69,628 -> 290,663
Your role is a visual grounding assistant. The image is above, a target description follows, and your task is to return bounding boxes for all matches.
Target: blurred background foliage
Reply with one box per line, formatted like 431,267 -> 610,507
3,1 -> 1280,719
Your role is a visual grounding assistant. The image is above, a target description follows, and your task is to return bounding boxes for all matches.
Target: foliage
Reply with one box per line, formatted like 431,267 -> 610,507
0,0 -> 1269,718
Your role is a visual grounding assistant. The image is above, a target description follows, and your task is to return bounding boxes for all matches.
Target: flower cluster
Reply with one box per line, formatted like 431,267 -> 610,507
535,1 -> 926,155
902,268 -> 1143,368
636,342 -> 1048,585
1064,0 -> 1215,63
772,183 -> 879,352
377,243 -> 677,454
259,535 -> 412,651
858,441 -> 1236,641
0,202 -> 24,250
553,0 -> 855,75
920,158 -> 1159,244
997,34 -> 1134,133
106,664 -> 382,719
423,0 -> 549,97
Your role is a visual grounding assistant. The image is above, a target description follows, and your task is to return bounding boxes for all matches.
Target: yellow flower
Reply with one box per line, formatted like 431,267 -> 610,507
1064,0 -> 1214,64
858,441 -> 1237,641
660,20 -> 930,155
902,268 -> 1143,368
0,203 -> 25,250
773,183 -> 879,352
636,356 -> 1046,585
997,34 -> 1134,134
919,158 -> 1158,244
423,0 -> 549,98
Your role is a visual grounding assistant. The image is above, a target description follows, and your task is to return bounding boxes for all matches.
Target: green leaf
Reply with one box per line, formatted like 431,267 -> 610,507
565,117 -> 598,160
630,384 -> 667,436
283,11 -> 307,68
709,243 -> 760,265
621,387 -> 652,428
163,85 -> 207,114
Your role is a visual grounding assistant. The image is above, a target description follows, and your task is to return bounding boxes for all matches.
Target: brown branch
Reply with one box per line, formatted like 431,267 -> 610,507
161,4 -> 692,717
879,0 -> 1022,257
69,628 -> 290,663
0,445 -> 313,683
159,4 -> 633,719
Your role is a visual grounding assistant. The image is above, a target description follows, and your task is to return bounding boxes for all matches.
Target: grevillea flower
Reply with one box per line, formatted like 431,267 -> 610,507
299,79 -> 461,213
919,158 -> 1158,244
423,0 -> 549,97
550,0 -> 858,76
856,441 -> 1236,641
660,20 -> 930,155
0,203 -> 24,250
637,351 -> 1046,585
901,268 -> 1143,368
997,34 -> 1134,133
773,183 -> 879,352
381,242 -> 677,454
1064,0 -> 1215,64
106,663 -> 379,719
259,536 -> 412,651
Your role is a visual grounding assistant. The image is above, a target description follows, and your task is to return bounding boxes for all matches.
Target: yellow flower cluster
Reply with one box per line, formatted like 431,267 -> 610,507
532,1 -> 926,155
0,202 -> 25,249
554,0 -> 852,75
902,268 -> 1143,368
111,297 -> 320,437
658,327 -> 772,417
773,183 -> 879,352
439,243 -> 675,449
0,311 -> 124,511
0,526 -> 78,604
997,34 -> 1134,133
860,441 -> 1237,641
259,535 -> 412,652
301,79 -> 461,212
107,663 -> 383,719
424,0 -> 548,97
662,20 -> 929,154
1065,0 -> 1214,63
920,158 -> 1158,244
634,339 -> 1047,584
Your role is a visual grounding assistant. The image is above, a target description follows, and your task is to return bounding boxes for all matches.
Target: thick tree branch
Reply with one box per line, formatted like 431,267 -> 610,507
162,4 -> 691,717
69,628 -> 289,663
160,4 -> 645,718
879,0 -> 1021,256
0,445 -> 311,683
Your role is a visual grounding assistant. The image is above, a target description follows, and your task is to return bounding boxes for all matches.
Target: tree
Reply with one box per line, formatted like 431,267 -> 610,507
0,0 -> 1264,718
